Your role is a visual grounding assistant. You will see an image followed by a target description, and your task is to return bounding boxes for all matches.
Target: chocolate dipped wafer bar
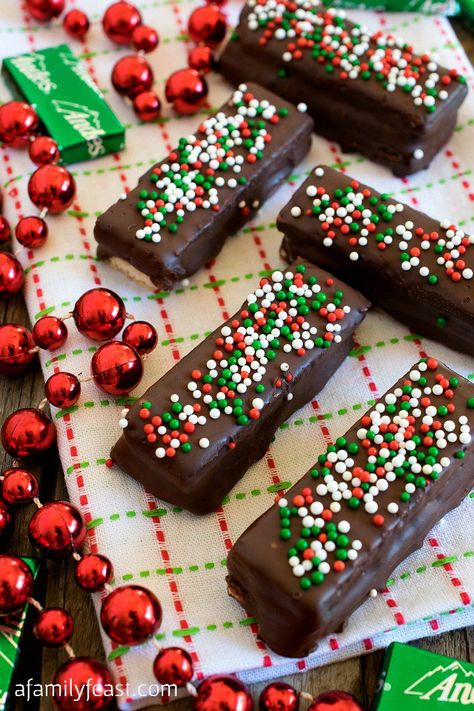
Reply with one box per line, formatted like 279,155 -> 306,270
219,0 -> 468,176
227,358 -> 474,657
94,83 -> 313,290
278,165 -> 474,355
111,261 -> 369,514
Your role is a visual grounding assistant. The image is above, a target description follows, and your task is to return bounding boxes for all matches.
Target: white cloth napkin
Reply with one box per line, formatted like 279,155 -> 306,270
1,1 -> 473,708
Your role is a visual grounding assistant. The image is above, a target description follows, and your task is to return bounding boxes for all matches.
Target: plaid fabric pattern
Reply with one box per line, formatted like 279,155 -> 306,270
1,1 -> 474,708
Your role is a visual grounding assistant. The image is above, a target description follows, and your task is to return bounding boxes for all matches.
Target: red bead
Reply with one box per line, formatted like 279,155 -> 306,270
0,324 -> 36,376
0,101 -> 39,148
165,69 -> 208,115
102,1 -> 142,44
34,607 -> 74,647
153,647 -> 194,686
0,502 -> 12,538
91,341 -> 143,395
194,676 -> 253,711
111,55 -> 154,98
132,24 -> 159,53
259,683 -> 299,711
15,216 -> 48,249
74,553 -> 113,592
308,691 -> 363,711
0,555 -> 34,616
188,5 -> 227,47
52,657 -> 114,710
1,408 -> 56,458
133,91 -> 162,122
100,585 -> 162,645
25,0 -> 65,22
0,216 -> 12,244
0,253 -> 24,299
0,468 -> 39,506
28,501 -> 86,559
28,165 -> 76,214
122,321 -> 158,355
32,315 -> 68,351
28,136 -> 60,166
188,46 -> 214,75
45,372 -> 81,408
73,287 -> 126,341
63,9 -> 90,39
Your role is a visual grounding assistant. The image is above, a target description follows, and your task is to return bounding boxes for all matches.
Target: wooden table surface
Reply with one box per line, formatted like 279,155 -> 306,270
2,20 -> 473,709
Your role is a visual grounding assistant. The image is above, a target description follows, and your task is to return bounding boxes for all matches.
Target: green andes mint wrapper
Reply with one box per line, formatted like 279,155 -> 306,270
0,558 -> 42,711
2,45 -> 125,164
372,643 -> 474,710
459,0 -> 474,26
322,0 -> 459,13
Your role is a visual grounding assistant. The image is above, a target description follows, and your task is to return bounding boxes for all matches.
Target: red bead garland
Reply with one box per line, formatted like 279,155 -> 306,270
52,657 -> 114,710
25,0 -> 65,22
308,691 -> 364,711
45,372 -> 81,409
73,287 -> 126,341
0,468 -> 39,506
74,553 -> 113,592
165,68 -> 209,115
188,45 -> 214,75
188,5 -> 227,47
0,323 -> 36,376
63,9 -> 90,39
0,502 -> 12,538
28,136 -> 60,166
132,24 -> 159,53
1,408 -> 56,458
33,607 -> 74,647
0,215 -> 12,244
100,584 -> 162,645
15,216 -> 49,249
28,164 -> 76,214
153,646 -> 194,686
133,91 -> 162,122
102,1 -> 142,44
28,501 -> 86,559
32,315 -> 68,351
0,555 -> 34,615
0,253 -> 25,299
193,675 -> 254,711
0,101 -> 38,148
122,320 -> 158,355
91,341 -> 144,395
259,683 -> 299,711
111,55 -> 154,98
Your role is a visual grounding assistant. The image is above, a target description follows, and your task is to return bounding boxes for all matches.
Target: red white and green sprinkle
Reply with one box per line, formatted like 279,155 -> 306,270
289,166 -> 473,284
118,265 -> 352,460
280,357 -> 472,590
131,85 -> 292,242
244,0 -> 465,112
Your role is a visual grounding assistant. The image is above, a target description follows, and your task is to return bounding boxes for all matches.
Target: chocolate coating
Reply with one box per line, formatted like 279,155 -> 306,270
278,165 -> 474,356
219,4 -> 468,176
95,83 -> 313,290
227,360 -> 474,657
111,261 -> 369,514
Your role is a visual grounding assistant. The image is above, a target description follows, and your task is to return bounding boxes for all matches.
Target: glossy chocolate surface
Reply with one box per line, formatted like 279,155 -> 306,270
95,83 -> 313,289
220,2 -> 467,176
111,261 -> 369,514
227,359 -> 474,657
278,165 -> 474,355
